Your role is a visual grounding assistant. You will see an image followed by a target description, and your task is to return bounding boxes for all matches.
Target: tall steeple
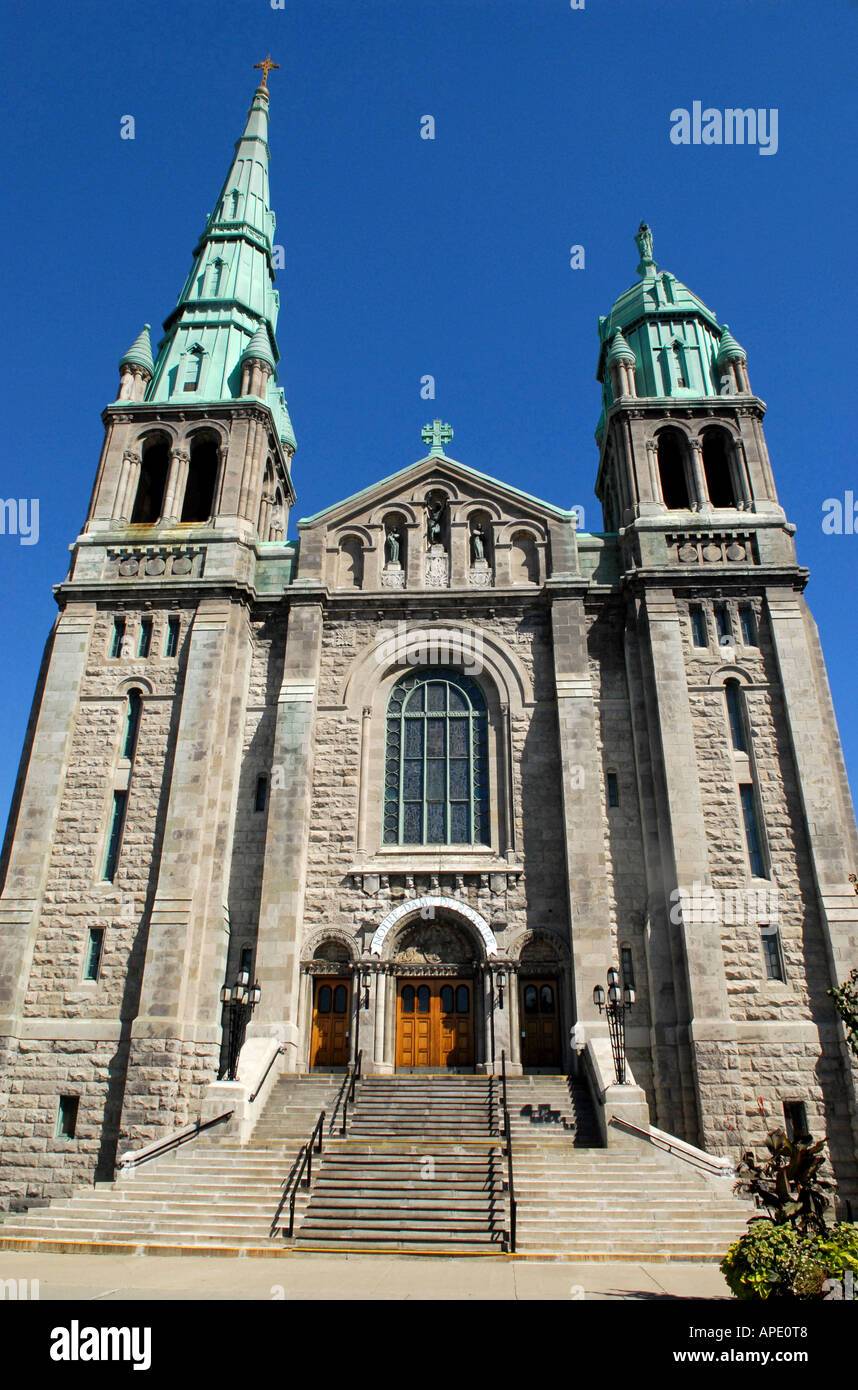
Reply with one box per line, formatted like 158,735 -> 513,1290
144,69 -> 295,453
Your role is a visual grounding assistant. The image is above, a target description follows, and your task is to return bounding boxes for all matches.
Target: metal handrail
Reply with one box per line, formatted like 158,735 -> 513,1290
499,1051 -> 517,1252
608,1114 -> 735,1177
328,1061 -> 355,1135
340,1049 -> 363,1135
270,1108 -> 326,1238
249,1045 -> 286,1103
117,1110 -> 234,1172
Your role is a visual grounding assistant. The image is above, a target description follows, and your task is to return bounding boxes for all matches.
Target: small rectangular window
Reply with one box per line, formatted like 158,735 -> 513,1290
725,682 -> 748,752
715,605 -> 731,642
240,946 -> 253,974
740,784 -> 765,878
621,944 -> 635,990
56,1096 -> 79,1140
254,775 -> 268,813
783,1100 -> 809,1143
760,925 -> 785,981
138,618 -> 152,658
690,606 -> 708,647
740,605 -> 758,646
165,617 -> 180,658
606,772 -> 619,808
84,927 -> 104,981
102,791 -> 128,882
110,617 -> 126,658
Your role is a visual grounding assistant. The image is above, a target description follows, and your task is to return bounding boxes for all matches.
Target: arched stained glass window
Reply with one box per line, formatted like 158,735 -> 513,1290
383,669 -> 490,846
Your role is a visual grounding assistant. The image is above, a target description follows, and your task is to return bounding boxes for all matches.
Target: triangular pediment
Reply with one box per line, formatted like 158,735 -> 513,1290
295,453 -> 579,592
297,454 -> 574,533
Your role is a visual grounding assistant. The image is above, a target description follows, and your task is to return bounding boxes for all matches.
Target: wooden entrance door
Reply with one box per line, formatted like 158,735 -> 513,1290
520,978 -> 561,1068
310,977 -> 351,1067
396,978 -> 474,1069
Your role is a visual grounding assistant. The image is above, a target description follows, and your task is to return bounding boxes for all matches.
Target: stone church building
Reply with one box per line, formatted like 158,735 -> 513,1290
1,73 -> 857,1214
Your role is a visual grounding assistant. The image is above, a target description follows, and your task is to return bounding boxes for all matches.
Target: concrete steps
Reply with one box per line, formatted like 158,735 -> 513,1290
510,1138 -> 750,1257
0,1068 -> 752,1261
294,1076 -> 507,1252
0,1073 -> 341,1252
505,1075 -> 601,1146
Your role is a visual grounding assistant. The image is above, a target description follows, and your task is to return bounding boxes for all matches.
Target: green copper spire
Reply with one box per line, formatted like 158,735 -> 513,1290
241,323 -> 275,369
119,323 -> 154,375
716,323 -> 747,364
606,329 -> 636,365
596,222 -> 727,411
141,65 -> 296,451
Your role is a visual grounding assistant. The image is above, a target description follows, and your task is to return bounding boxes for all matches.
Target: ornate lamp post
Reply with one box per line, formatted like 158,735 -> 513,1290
593,967 -> 635,1085
218,970 -> 261,1080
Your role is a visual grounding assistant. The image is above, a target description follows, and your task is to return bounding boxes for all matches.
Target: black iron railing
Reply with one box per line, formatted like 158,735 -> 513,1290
327,1063 -> 354,1135
117,1110 -> 234,1173
339,1049 -> 363,1136
249,1045 -> 286,1103
270,1108 -> 325,1239
499,1051 -> 517,1252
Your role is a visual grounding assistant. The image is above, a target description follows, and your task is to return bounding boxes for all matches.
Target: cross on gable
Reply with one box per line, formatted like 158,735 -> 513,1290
421,419 -> 454,455
254,55 -> 279,90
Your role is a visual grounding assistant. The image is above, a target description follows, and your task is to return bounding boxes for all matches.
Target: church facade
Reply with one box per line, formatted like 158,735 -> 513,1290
1,74 -> 857,1212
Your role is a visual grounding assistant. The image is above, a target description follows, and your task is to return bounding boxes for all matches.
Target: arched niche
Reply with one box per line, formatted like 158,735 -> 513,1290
180,432 -> 219,523
509,530 -> 540,585
130,434 -> 170,524
337,535 -> 364,589
655,427 -> 693,510
700,426 -> 742,508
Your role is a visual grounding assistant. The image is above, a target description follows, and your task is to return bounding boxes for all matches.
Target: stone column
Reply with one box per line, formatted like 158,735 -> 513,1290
247,598 -> 324,1071
765,587 -> 858,1162
635,586 -> 741,1150
0,604 -> 96,1037
161,449 -> 189,525
550,596 -> 615,1029
113,451 -> 140,523
356,706 -> 373,858
688,438 -> 709,510
121,598 -> 252,1141
372,968 -> 387,1071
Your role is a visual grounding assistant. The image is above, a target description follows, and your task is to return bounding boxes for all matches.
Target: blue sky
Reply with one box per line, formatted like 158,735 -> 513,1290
1,0 -> 857,823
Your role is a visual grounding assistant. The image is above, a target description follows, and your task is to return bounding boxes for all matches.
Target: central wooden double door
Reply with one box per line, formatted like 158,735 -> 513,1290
395,978 -> 475,1069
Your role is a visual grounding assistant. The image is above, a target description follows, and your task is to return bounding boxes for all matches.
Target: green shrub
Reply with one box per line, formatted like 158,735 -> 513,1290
721,1219 -> 858,1300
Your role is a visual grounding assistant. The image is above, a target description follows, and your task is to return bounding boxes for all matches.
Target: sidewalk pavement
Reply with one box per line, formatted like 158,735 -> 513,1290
0,1251 -> 732,1301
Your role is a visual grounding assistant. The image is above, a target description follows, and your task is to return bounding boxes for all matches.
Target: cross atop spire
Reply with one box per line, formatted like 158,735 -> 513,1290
421,419 -> 454,456
254,55 -> 279,91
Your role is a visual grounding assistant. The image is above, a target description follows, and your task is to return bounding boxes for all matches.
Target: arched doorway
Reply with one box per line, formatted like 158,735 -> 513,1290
518,937 -> 564,1071
309,941 -> 353,1068
391,920 -> 478,1072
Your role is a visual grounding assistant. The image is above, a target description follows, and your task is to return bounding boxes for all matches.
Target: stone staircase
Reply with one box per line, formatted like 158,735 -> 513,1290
505,1075 -> 751,1259
293,1075 -> 506,1252
0,1074 -> 341,1253
0,1068 -> 753,1260
506,1074 -> 601,1146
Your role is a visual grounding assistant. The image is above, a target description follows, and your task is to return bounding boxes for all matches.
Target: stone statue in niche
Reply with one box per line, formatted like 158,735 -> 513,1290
471,524 -> 486,562
385,528 -> 401,564
427,500 -> 445,550
119,634 -> 135,660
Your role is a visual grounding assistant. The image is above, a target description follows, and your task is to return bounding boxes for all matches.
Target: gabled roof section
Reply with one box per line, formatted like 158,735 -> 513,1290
297,453 -> 578,527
